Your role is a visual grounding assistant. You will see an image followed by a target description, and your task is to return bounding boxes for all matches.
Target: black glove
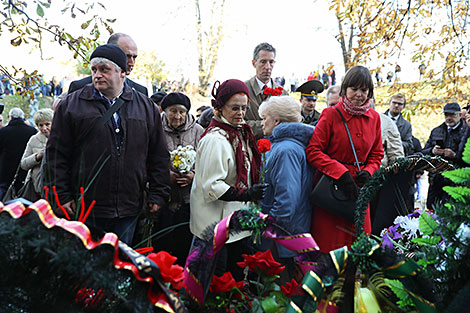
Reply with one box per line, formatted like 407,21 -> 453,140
219,183 -> 269,202
355,170 -> 371,187
336,172 -> 359,200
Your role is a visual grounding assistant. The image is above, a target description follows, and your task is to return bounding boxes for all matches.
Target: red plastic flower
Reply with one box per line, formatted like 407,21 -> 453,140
257,138 -> 271,153
237,250 -> 285,275
147,251 -> 185,290
281,278 -> 302,297
209,272 -> 244,294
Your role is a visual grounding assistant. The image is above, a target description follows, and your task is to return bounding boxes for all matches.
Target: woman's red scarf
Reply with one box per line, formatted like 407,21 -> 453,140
341,96 -> 370,115
201,117 -> 261,192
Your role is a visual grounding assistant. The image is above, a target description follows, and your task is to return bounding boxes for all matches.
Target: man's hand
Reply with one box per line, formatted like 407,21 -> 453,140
176,171 -> 194,187
465,113 -> 470,128
432,145 -> 444,156
443,148 -> 456,159
57,200 -> 76,217
148,203 -> 161,213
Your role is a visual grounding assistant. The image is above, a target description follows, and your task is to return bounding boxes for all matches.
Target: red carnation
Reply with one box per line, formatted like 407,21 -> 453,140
147,251 -> 185,290
257,138 -> 271,153
237,250 -> 285,275
281,278 -> 302,297
209,272 -> 244,295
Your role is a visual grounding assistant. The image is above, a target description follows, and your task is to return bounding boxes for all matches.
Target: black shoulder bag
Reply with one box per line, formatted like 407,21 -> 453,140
309,107 -> 362,222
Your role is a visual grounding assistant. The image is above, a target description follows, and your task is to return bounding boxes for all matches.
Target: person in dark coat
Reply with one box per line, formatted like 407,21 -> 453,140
384,93 -> 414,155
0,108 -> 37,199
44,44 -> 169,244
68,33 -> 148,96
422,102 -> 468,209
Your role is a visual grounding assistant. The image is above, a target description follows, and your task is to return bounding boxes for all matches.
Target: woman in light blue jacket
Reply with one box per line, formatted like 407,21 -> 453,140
258,96 -> 315,278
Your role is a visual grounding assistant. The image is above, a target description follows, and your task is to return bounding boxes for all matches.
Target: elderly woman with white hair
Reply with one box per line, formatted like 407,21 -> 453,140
20,108 -> 54,201
258,95 -> 315,277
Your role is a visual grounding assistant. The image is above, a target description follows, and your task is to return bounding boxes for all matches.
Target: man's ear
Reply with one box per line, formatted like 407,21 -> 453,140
120,71 -> 126,78
252,59 -> 256,68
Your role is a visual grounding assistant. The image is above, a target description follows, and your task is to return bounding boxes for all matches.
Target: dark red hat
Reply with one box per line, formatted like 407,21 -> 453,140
211,79 -> 249,109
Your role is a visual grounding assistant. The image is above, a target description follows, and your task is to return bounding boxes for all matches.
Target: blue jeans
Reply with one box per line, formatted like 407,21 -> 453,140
85,216 -> 138,245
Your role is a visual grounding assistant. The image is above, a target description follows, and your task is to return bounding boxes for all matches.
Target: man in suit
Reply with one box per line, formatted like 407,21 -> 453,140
384,93 -> 413,155
68,33 -> 148,96
245,42 -> 288,139
295,80 -> 324,125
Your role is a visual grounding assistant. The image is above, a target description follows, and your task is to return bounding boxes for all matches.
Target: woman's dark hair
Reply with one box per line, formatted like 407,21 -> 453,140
339,65 -> 374,99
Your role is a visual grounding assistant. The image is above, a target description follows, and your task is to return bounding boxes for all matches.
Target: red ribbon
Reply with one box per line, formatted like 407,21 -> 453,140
0,200 -> 177,313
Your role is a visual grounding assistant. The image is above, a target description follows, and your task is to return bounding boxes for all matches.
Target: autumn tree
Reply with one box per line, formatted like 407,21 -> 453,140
131,50 -> 168,92
195,0 -> 226,96
0,0 -> 114,97
329,0 -> 470,106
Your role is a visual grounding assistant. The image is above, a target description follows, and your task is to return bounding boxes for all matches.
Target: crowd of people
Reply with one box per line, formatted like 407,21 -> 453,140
1,35 -> 470,278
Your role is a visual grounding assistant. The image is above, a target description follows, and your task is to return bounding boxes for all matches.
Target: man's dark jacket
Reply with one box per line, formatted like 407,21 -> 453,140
68,76 -> 148,96
0,118 -> 36,189
422,120 -> 468,209
45,84 -> 169,218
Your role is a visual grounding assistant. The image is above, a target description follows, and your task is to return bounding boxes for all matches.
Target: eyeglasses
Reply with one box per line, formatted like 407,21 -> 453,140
391,101 -> 405,106
126,54 -> 138,60
227,105 -> 248,112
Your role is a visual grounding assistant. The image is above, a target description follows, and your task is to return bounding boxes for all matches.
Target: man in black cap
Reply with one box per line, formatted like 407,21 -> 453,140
295,80 -> 324,125
422,102 -> 468,209
68,33 -> 148,96
44,44 -> 170,245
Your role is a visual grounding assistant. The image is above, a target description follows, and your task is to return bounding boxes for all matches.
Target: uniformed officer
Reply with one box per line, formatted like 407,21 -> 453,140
296,80 -> 324,125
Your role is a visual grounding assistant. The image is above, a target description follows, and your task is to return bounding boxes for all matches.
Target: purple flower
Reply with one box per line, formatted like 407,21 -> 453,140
381,224 -> 402,250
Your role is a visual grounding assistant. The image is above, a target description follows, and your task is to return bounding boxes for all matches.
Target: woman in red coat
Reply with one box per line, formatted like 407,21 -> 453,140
306,65 -> 384,253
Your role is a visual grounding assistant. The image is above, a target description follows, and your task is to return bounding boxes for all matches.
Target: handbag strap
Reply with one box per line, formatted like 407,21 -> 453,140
79,95 -> 126,151
9,163 -> 22,186
334,106 -> 362,172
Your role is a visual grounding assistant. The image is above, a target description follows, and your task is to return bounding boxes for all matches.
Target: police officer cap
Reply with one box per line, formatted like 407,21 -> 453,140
296,80 -> 324,100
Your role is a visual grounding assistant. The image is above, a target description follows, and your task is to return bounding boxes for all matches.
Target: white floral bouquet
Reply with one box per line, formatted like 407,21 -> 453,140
170,145 -> 197,174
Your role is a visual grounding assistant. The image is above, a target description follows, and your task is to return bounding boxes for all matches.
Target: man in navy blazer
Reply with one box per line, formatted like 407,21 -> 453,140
68,33 -> 148,96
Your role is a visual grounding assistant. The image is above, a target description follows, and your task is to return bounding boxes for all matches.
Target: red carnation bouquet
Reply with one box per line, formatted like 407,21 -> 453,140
263,86 -> 284,96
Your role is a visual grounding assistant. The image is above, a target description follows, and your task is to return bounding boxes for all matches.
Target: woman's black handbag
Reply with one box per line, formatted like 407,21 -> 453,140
310,107 -> 362,223
2,165 -> 21,203
17,177 -> 40,202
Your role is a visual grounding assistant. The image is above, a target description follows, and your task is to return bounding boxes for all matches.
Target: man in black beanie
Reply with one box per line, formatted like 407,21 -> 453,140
68,33 -> 148,95
44,44 -> 170,245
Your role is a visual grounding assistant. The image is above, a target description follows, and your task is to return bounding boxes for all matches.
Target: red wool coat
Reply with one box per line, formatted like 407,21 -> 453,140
306,102 -> 384,252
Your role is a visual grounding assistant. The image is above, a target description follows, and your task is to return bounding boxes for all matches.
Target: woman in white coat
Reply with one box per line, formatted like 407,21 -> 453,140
20,108 -> 54,200
190,79 -> 268,277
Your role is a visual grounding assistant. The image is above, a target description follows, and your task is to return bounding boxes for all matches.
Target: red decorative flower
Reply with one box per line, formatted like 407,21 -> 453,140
281,278 -> 302,297
263,86 -> 284,96
209,272 -> 244,294
147,251 -> 185,290
257,138 -> 271,153
237,250 -> 285,275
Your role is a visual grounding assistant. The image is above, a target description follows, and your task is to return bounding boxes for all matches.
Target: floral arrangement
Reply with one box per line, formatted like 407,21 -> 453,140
379,209 -> 436,254
263,86 -> 283,96
170,145 -> 196,174
199,249 -> 296,313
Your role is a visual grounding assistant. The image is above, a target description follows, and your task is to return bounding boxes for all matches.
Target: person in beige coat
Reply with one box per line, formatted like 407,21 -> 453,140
190,79 -> 267,278
20,108 -> 54,198
379,113 -> 404,166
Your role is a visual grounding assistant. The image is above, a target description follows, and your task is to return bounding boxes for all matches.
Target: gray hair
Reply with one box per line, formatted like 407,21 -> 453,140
326,85 -> 340,102
258,96 -> 301,123
107,33 -> 130,45
33,108 -> 54,124
9,107 -> 24,119
253,42 -> 276,61
90,57 -> 122,73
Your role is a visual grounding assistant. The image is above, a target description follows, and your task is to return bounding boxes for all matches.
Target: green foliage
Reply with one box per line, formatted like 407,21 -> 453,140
384,279 -> 414,309
462,138 -> 470,165
442,167 -> 470,184
411,235 -> 441,246
443,186 -> 470,204
419,212 -> 439,236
